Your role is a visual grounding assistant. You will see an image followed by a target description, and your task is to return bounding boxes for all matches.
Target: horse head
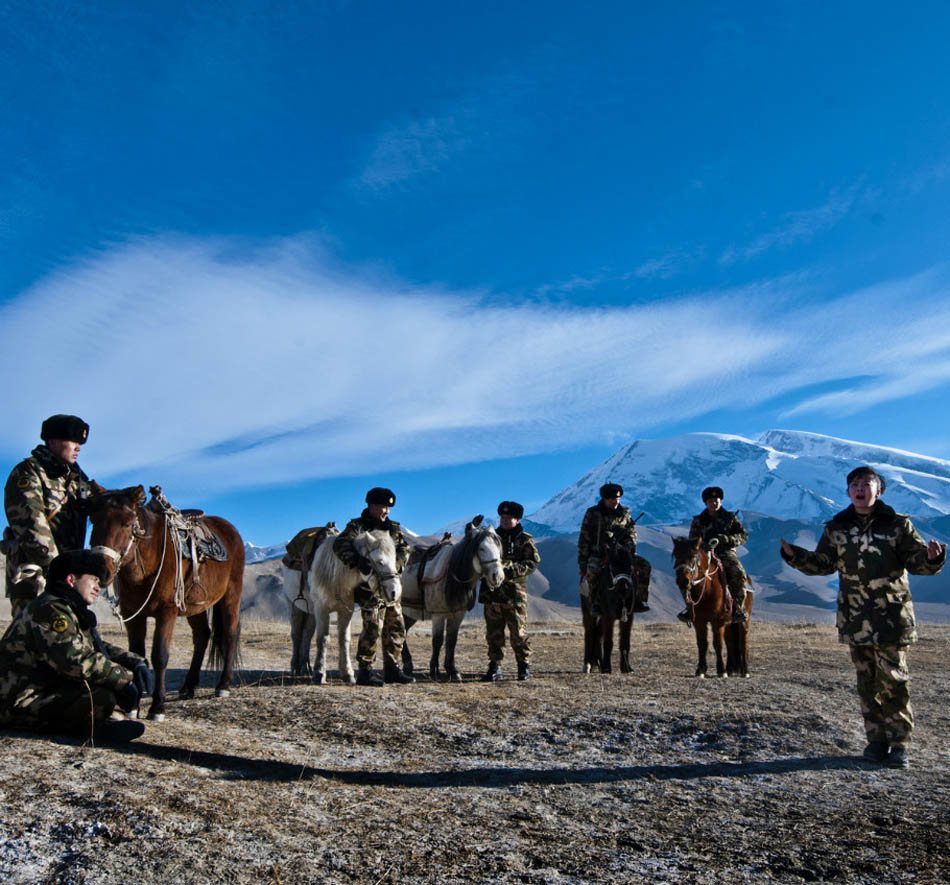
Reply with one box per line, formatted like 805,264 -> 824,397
354,530 -> 402,603
671,535 -> 705,594
597,539 -> 635,619
468,521 -> 505,589
86,485 -> 147,576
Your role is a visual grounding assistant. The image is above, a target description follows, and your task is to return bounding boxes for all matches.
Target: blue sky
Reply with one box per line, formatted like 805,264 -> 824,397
2,2 -> 950,543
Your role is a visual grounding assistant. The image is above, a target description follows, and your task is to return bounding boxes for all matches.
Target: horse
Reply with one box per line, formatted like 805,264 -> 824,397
580,537 -> 637,674
306,529 -> 401,684
86,485 -> 245,720
671,535 -> 752,678
400,516 -> 505,682
280,523 -> 340,677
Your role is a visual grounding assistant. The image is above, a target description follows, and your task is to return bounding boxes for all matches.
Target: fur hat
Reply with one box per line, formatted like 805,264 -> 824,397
41,414 -> 89,444
365,487 -> 396,507
846,466 -> 886,494
49,549 -> 111,586
497,501 -> 524,519
599,483 -> 623,499
701,486 -> 725,502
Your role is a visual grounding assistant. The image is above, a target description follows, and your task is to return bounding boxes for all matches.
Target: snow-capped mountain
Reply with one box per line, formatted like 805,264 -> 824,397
244,540 -> 288,564
530,430 -> 950,532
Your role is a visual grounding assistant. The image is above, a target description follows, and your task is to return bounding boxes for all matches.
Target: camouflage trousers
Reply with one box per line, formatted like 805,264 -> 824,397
356,601 -> 406,667
0,680 -> 118,733
484,601 -> 530,664
849,644 -> 913,746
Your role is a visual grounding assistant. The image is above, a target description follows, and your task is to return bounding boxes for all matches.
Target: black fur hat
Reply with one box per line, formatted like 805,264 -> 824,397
49,549 -> 111,586
41,414 -> 89,444
497,501 -> 524,519
701,486 -> 725,502
599,483 -> 623,499
365,487 -> 396,507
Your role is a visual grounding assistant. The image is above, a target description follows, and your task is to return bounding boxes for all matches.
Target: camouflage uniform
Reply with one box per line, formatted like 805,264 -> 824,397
0,587 -> 144,732
577,502 -> 651,604
333,509 -> 410,668
782,501 -> 945,747
4,445 -> 93,618
688,508 -> 748,609
479,525 -> 540,665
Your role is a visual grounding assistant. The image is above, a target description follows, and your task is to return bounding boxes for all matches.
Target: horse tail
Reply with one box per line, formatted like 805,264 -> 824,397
209,602 -> 243,674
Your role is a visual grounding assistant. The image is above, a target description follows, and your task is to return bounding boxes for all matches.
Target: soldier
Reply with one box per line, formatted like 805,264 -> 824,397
680,486 -> 749,624
0,549 -> 153,743
577,483 -> 650,616
780,466 -> 946,769
3,414 -> 96,620
333,488 -> 413,686
480,501 -> 540,682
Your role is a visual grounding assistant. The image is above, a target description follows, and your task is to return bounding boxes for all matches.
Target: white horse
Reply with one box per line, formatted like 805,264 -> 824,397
281,523 -> 340,676
307,529 -> 402,684
400,516 -> 505,682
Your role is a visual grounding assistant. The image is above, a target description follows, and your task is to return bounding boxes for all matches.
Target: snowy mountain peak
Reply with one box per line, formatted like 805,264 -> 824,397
530,430 -> 950,532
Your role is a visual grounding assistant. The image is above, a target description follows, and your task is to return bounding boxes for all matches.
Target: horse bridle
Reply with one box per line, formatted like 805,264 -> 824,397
675,549 -> 718,606
91,507 -> 148,571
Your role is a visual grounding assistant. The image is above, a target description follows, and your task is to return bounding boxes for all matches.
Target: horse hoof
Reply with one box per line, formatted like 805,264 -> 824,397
215,688 -> 231,698
583,664 -> 591,674
448,671 -> 462,683
743,673 -> 751,679
178,688 -> 195,700
697,673 -> 705,679
344,673 -> 356,685
148,711 -> 166,722
312,672 -> 327,685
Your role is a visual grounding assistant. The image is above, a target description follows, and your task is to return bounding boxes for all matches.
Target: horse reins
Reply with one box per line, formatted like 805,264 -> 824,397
676,552 -> 719,608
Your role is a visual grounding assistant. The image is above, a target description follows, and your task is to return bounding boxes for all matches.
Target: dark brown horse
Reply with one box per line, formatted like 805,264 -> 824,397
671,536 -> 752,678
581,539 -> 636,674
87,485 -> 245,719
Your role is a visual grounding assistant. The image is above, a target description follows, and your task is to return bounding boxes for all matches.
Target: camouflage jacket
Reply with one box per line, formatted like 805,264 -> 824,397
688,509 -> 748,551
479,525 -> 540,607
333,509 -> 410,575
781,502 -> 945,646
577,503 -> 637,571
0,587 -> 143,710
4,445 -> 93,574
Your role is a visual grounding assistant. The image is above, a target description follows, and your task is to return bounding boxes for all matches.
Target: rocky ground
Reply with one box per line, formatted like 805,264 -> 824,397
1,619 -> 948,884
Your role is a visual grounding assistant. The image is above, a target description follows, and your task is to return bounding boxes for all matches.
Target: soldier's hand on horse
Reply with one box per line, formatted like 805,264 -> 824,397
132,663 -> 155,698
117,681 -> 140,713
927,539 -> 947,561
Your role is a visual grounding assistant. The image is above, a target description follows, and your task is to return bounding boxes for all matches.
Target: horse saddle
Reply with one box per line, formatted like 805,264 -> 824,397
146,486 -> 229,564
408,534 -> 453,586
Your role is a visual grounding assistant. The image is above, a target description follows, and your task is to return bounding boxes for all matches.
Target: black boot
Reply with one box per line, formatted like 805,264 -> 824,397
633,600 -> 650,613
677,608 -> 692,625
517,662 -> 530,682
481,661 -> 502,682
356,665 -> 384,686
384,661 -> 416,684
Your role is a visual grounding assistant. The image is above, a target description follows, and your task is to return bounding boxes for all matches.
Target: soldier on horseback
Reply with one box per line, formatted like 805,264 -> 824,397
680,487 -> 748,624
577,483 -> 650,616
333,488 -> 414,686
3,415 -> 96,620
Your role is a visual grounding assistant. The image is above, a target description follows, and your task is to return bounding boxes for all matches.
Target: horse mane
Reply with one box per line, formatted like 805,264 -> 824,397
445,525 -> 499,610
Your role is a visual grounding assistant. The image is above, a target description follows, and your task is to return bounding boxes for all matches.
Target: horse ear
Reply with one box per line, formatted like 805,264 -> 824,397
472,514 -> 484,528
132,485 -> 146,505
88,480 -> 108,496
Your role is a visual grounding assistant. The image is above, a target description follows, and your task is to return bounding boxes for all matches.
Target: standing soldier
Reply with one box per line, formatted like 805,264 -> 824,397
781,466 -> 946,769
480,501 -> 540,682
4,415 -> 95,620
0,549 -> 152,743
681,487 -> 749,624
577,483 -> 650,616
333,488 -> 414,686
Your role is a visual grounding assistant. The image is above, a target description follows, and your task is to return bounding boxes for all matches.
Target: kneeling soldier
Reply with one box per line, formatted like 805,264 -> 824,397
682,487 -> 749,624
0,550 -> 153,743
480,502 -> 540,682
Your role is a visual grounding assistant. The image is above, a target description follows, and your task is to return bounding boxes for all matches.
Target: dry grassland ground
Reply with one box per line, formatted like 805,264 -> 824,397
1,619 -> 949,884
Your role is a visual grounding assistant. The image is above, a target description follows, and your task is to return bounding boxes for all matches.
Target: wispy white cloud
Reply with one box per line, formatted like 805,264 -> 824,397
2,237 -> 948,496
720,186 -> 860,265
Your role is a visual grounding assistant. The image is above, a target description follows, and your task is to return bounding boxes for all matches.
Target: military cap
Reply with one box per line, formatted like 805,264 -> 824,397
599,483 -> 623,498
41,414 -> 89,444
49,549 -> 111,586
365,487 -> 396,507
846,466 -> 886,494
497,501 -> 524,519
701,486 -> 725,502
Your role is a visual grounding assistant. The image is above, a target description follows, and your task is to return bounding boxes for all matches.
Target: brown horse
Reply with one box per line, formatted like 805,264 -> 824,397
671,536 -> 752,678
87,485 -> 245,719
581,539 -> 636,674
